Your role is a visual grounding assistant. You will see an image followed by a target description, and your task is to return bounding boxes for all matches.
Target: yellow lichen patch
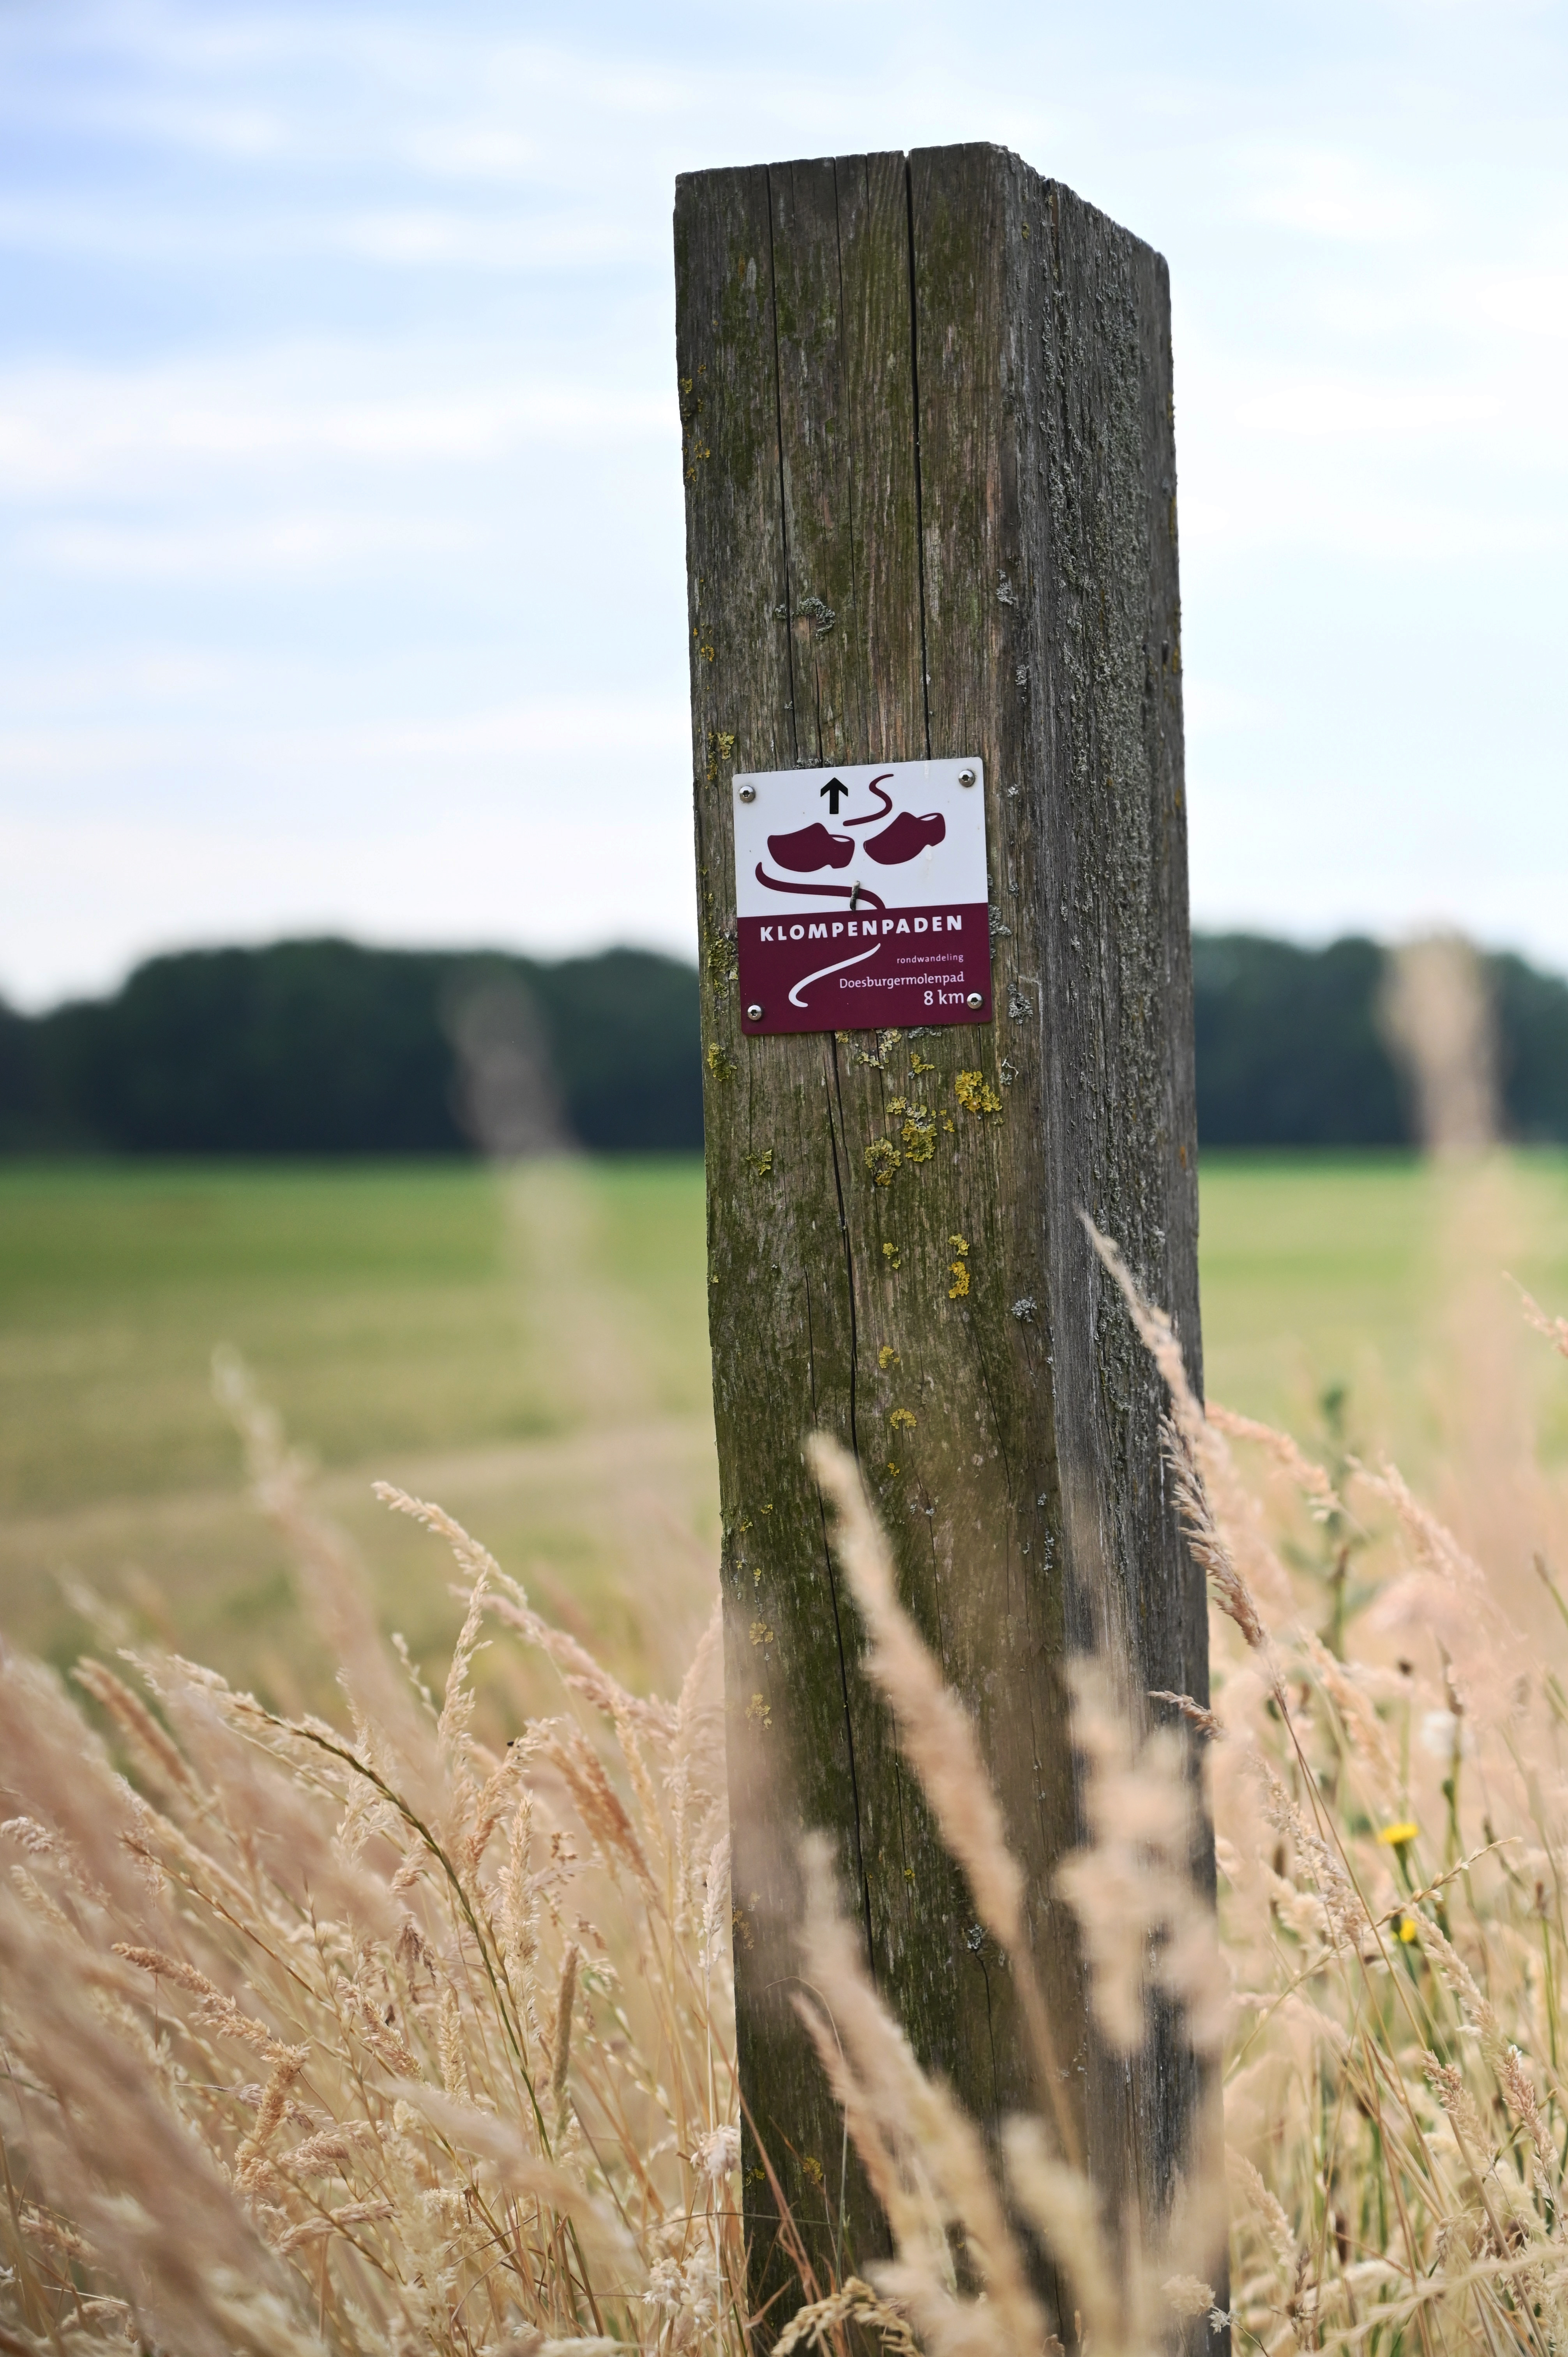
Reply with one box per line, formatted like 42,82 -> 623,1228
745,1693 -> 772,1727
802,2156 -> 825,2188
749,1620 -> 774,1648
910,1050 -> 938,1075
900,1106 -> 937,1164
857,1028 -> 902,1071
878,1345 -> 900,1369
955,1069 -> 1002,1117
706,1042 -> 735,1080
890,1408 -> 916,1431
746,1148 -> 774,1178
950,1235 -> 969,1256
883,1242 -> 902,1270
865,1138 -> 901,1186
948,1238 -> 971,1301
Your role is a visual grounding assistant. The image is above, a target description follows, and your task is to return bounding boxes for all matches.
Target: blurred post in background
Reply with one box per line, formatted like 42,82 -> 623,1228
1381,934 -> 1550,1628
1381,934 -> 1500,1158
447,974 -> 574,1162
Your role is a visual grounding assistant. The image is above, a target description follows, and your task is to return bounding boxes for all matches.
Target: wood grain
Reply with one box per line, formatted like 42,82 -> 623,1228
675,143 -> 1214,2337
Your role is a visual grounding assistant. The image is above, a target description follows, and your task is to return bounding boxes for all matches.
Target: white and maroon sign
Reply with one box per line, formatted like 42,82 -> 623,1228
732,758 -> 992,1035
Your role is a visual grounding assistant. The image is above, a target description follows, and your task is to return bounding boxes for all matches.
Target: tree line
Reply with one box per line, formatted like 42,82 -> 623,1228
2,931 -> 1566,1154
1192,933 -> 1568,1147
0,940 -> 702,1155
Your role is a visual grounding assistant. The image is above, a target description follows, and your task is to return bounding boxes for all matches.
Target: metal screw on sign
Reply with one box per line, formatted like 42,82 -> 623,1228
958,768 -> 976,786
737,783 -> 757,802
966,992 -> 983,1008
746,1004 -> 764,1021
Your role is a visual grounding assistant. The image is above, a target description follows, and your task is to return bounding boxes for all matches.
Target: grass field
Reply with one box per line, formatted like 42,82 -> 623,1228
3,1150 -> 1567,1710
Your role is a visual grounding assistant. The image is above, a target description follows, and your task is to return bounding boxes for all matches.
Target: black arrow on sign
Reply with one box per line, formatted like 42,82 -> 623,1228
819,777 -> 848,815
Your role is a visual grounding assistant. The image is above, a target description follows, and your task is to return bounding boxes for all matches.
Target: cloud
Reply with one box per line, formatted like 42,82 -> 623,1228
0,798 -> 700,1009
408,125 -> 541,184
0,692 -> 692,796
0,353 -> 674,498
1228,375 -> 1501,441
0,675 -> 698,1003
22,512 -> 482,581
59,93 -> 290,160
334,207 -> 644,270
1244,145 -> 1436,243
0,192 -> 662,272
1182,678 -> 1272,736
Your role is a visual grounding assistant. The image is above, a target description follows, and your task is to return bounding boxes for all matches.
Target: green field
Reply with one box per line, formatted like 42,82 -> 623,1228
3,1152 -> 1567,1707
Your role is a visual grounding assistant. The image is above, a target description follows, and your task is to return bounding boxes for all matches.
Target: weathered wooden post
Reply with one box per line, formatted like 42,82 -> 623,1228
675,144 -> 1210,2322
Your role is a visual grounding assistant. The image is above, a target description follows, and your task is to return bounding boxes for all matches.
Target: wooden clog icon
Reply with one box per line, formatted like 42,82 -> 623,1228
863,810 -> 946,866
765,823 -> 856,872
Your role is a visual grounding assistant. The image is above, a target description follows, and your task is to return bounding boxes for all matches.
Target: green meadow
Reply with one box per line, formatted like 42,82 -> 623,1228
3,1152 -> 1567,1709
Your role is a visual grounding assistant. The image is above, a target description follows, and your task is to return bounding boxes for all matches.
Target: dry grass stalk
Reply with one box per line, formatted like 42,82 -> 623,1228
807,1443 -> 1233,2357
1515,1281 -> 1568,1362
791,1835 -> 1052,2357
1056,1658 -> 1229,2057
804,1430 -> 1079,2166
551,1938 -> 581,2133
1086,1218 -> 1296,1647
770,2275 -> 920,2354
1204,1403 -> 1342,1522
70,1655 -> 197,1803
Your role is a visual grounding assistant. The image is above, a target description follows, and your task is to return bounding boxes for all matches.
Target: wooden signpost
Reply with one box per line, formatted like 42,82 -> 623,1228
675,143 -> 1211,2321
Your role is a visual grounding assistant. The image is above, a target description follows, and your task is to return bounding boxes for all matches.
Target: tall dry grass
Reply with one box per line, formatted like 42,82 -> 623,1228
0,1357 -> 740,2356
8,1088 -> 1568,2346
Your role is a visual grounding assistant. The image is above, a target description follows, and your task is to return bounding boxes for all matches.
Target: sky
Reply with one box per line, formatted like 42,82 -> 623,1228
2,0 -> 1566,1009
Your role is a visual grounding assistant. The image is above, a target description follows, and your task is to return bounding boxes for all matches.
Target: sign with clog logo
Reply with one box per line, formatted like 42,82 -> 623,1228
731,758 -> 992,1035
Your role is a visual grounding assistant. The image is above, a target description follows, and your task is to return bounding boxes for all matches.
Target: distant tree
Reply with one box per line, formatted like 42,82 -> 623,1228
37,943 -> 464,1154
1192,934 -> 1407,1147
0,998 -> 49,1150
5,940 -> 705,1156
1490,952 -> 1568,1143
529,949 -> 703,1152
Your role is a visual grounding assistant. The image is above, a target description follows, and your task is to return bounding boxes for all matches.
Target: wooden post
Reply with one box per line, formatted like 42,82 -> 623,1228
675,144 -> 1210,2320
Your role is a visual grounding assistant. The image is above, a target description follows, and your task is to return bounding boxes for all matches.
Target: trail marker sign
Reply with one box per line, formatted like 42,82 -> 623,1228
733,756 -> 992,1033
